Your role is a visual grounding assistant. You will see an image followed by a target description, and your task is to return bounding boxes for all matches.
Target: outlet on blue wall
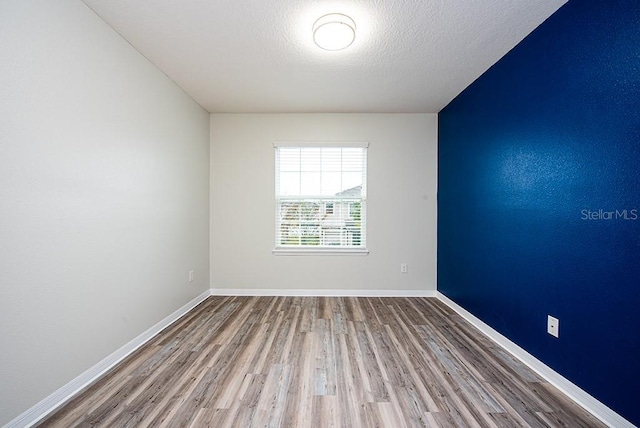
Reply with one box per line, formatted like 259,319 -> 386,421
438,0 -> 640,425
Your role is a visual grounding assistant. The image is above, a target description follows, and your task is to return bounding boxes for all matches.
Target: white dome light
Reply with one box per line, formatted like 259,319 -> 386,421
313,13 -> 356,51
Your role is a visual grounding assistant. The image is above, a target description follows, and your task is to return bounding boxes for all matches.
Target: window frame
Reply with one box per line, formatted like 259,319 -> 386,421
273,142 -> 369,256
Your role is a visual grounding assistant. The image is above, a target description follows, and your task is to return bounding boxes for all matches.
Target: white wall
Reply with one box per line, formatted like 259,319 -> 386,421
210,114 -> 437,293
0,1 -> 210,424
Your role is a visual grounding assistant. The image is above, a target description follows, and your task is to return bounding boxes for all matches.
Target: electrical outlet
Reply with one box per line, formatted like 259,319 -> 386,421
547,315 -> 559,338
188,270 -> 194,282
400,263 -> 408,273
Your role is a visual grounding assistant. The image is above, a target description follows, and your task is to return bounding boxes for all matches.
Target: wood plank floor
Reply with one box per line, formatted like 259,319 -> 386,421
39,297 -> 604,427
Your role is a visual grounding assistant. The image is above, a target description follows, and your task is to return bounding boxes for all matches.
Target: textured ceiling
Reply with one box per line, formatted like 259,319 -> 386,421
81,0 -> 567,113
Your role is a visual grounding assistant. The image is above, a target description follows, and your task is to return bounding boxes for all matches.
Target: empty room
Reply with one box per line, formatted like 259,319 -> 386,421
1,0 -> 638,427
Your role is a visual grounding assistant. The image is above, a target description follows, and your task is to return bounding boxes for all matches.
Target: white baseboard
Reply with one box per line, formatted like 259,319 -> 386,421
436,292 -> 633,428
11,289 -> 627,428
210,288 -> 437,297
6,289 -> 211,428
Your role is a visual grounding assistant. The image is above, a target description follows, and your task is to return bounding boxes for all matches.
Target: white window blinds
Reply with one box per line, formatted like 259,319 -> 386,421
274,143 -> 368,253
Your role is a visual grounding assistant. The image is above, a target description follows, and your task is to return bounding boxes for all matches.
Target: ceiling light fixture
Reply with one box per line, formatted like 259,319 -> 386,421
313,13 -> 356,51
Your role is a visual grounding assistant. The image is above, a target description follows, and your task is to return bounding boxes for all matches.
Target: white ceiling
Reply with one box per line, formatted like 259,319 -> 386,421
81,0 -> 567,114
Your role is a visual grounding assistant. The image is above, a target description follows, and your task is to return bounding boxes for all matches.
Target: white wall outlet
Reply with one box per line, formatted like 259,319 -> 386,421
188,270 -> 194,282
400,263 -> 408,273
547,315 -> 559,338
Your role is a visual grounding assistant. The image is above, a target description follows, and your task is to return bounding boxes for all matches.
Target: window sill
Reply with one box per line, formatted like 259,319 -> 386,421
272,247 -> 369,256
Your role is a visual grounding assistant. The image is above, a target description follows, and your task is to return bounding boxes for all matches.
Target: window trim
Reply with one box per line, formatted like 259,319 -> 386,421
273,142 -> 369,256
274,141 -> 369,149
272,247 -> 369,256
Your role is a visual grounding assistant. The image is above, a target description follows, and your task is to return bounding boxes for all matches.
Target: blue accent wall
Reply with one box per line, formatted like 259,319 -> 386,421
438,0 -> 640,425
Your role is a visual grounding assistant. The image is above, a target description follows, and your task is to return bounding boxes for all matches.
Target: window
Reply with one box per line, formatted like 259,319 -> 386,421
325,203 -> 334,215
274,142 -> 368,254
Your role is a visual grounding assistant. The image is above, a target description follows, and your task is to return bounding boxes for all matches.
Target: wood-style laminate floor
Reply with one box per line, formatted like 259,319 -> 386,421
40,297 -> 604,427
